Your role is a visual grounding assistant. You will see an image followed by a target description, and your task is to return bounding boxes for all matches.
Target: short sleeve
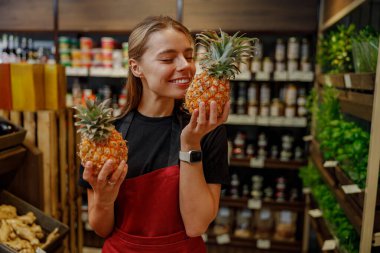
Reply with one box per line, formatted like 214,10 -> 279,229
201,125 -> 230,186
78,164 -> 92,189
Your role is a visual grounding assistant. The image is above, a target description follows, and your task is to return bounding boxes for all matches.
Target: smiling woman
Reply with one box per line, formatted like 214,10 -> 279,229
78,15 -> 230,253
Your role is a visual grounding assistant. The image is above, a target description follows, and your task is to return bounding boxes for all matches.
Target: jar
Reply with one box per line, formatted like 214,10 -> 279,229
275,38 -> 286,62
301,38 -> 310,61
263,57 -> 274,73
270,98 -> 284,117
260,104 -> 270,117
247,83 -> 258,104
301,59 -> 311,72
260,84 -> 271,105
80,37 -> 93,50
101,37 -> 115,50
285,106 -> 296,118
287,59 -> 298,72
287,37 -> 299,60
297,88 -> 306,106
297,106 -> 307,117
275,61 -> 286,72
248,103 -> 259,116
285,84 -> 297,106
251,59 -> 261,73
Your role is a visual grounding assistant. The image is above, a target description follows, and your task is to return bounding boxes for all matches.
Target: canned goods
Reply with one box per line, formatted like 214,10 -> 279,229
101,37 -> 115,50
80,37 -> 93,50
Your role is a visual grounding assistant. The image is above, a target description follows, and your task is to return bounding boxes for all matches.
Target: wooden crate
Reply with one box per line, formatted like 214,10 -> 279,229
0,108 -> 83,253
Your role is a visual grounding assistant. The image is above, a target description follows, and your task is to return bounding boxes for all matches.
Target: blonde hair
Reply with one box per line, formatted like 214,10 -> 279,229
120,16 -> 193,117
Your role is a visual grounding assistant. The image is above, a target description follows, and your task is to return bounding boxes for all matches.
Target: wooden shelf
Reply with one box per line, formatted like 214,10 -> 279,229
226,115 -> 308,127
65,67 -> 128,78
229,157 -> 306,170
317,73 -> 376,91
308,195 -> 340,253
206,233 -> 302,252
0,145 -> 27,176
310,140 -> 362,234
220,197 -> 305,212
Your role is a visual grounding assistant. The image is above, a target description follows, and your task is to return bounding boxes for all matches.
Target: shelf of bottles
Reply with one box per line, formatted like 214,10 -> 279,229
0,34 -> 55,64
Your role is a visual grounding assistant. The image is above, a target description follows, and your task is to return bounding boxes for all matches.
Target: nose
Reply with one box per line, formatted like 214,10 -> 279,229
176,55 -> 192,71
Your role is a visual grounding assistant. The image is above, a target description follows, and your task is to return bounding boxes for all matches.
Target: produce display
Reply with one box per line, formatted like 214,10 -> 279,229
0,205 -> 59,253
185,30 -> 257,116
74,99 -> 128,175
300,163 -> 359,253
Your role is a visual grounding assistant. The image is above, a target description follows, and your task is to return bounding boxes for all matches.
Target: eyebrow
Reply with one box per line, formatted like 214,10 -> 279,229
157,48 -> 193,56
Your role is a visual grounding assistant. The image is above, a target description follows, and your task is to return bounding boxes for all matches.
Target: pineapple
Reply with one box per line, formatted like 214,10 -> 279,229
185,30 -> 257,116
74,99 -> 128,175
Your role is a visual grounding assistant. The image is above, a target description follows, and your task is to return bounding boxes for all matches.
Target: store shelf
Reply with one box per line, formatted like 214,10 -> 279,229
206,233 -> 302,252
234,71 -> 314,82
317,73 -> 376,91
0,145 -> 27,176
308,195 -> 340,253
226,115 -> 307,127
65,67 -> 128,78
310,140 -> 362,234
338,91 -> 373,121
229,157 -> 306,170
220,197 -> 305,212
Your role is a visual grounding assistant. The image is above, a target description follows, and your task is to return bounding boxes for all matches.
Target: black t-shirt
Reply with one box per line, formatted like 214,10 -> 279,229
79,110 -> 230,188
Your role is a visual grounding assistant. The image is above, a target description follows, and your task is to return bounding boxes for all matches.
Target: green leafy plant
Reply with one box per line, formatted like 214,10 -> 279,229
300,163 -> 360,253
351,26 -> 379,72
318,24 -> 356,73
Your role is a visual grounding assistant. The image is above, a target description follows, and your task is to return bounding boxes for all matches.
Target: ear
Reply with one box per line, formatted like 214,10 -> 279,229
129,59 -> 144,78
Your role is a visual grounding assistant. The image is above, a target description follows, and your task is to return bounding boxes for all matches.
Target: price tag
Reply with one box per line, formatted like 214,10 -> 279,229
303,135 -> 313,142
308,209 -> 323,218
257,239 -> 271,249
255,71 -> 270,81
299,72 -> 314,81
288,71 -> 300,81
201,233 -> 208,242
250,158 -> 264,168
325,75 -> 332,87
322,239 -> 337,250
248,198 -> 262,209
269,117 -> 283,126
274,71 -> 287,81
257,116 -> 270,125
302,187 -> 311,194
344,74 -> 352,88
36,248 -> 47,253
323,161 -> 338,168
341,184 -> 362,194
216,234 -> 231,244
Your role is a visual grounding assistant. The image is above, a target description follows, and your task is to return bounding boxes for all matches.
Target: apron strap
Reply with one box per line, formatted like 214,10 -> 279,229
118,110 -> 136,140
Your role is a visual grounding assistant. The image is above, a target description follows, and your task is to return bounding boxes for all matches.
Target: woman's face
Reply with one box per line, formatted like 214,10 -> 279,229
136,28 -> 196,100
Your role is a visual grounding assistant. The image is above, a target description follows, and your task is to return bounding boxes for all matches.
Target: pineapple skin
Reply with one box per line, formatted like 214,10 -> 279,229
79,128 -> 128,175
185,71 -> 230,117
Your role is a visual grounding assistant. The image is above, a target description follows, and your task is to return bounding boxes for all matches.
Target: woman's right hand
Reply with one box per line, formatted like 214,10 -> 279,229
83,160 -> 128,206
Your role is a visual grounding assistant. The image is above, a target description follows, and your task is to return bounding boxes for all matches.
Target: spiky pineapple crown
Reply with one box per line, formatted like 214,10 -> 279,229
73,99 -> 114,142
197,30 -> 258,79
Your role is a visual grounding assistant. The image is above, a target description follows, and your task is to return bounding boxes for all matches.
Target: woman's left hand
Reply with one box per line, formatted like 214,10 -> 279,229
181,100 -> 230,149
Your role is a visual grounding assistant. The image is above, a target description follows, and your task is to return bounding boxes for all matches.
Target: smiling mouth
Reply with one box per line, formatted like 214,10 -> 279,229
169,78 -> 192,87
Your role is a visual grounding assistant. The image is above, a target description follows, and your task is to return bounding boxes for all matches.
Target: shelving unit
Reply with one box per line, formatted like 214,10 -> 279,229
308,1 -> 380,252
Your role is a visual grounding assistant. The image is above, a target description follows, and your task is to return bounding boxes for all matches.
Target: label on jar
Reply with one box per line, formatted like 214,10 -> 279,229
263,61 -> 274,73
287,38 -> 299,60
285,85 -> 297,105
248,106 -> 258,116
260,85 -> 270,104
287,60 -> 298,72
285,106 -> 296,118
260,105 -> 270,117
275,42 -> 286,62
248,84 -> 258,103
251,60 -> 262,73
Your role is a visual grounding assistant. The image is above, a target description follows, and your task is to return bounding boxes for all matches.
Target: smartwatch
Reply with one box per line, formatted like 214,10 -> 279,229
179,150 -> 202,163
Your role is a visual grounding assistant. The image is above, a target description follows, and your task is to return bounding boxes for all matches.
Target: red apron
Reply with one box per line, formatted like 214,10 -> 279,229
102,111 -> 207,253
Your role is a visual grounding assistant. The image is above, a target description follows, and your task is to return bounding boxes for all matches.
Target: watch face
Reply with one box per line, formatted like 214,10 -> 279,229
190,151 -> 202,162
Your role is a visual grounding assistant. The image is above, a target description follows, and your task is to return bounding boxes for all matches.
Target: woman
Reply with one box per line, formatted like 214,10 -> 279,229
80,15 -> 230,252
